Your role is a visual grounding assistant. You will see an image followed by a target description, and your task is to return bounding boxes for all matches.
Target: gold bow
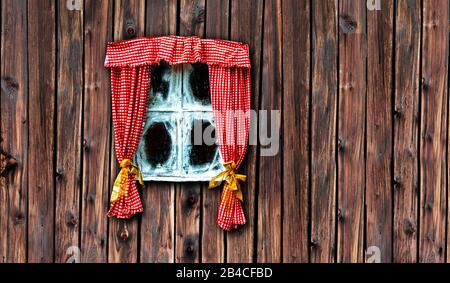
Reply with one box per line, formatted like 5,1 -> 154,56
208,161 -> 246,202
110,159 -> 144,203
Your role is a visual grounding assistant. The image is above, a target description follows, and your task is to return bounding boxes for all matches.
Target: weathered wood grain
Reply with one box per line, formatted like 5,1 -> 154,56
81,0 -> 112,263
393,0 -> 420,263
310,0 -> 337,263
282,0 -> 310,263
146,0 -> 177,36
337,0 -> 366,263
257,0 -> 282,263
228,0 -> 263,263
175,0 -> 204,263
140,0 -> 177,263
27,0 -> 56,263
366,0 -> 393,263
179,0 -> 205,36
55,0 -> 83,263
108,0 -> 145,263
419,0 -> 448,263
0,0 -> 28,263
201,0 -> 228,263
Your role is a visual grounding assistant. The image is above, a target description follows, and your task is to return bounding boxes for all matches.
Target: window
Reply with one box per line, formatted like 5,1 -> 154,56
135,61 -> 224,181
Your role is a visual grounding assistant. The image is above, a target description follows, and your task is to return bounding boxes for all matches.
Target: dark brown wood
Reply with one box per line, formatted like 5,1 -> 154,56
419,0 -> 448,263
282,0 -> 310,263
175,0 -> 204,263
81,0 -> 112,263
140,0 -> 177,263
108,0 -> 145,263
337,0 -> 366,263
227,0 -> 263,263
257,0 -> 282,263
55,0 -> 83,263
393,0 -> 420,263
146,0 -> 178,36
2,0 -> 450,264
0,0 -> 28,263
366,0 -> 393,263
201,0 -> 228,263
310,0 -> 337,263
179,0 -> 205,36
27,0 -> 56,263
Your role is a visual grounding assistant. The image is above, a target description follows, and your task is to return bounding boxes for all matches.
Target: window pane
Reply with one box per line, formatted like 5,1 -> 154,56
136,112 -> 179,178
149,61 -> 182,111
182,62 -> 211,110
182,112 -> 223,179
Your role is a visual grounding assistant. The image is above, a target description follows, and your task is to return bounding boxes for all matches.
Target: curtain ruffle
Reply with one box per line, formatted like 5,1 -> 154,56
105,36 -> 250,69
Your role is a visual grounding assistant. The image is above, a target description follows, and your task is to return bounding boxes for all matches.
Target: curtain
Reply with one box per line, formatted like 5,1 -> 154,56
209,66 -> 251,231
107,65 -> 151,219
105,36 -> 251,230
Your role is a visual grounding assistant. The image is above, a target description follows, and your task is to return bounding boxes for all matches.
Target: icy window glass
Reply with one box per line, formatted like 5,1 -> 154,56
135,61 -> 224,181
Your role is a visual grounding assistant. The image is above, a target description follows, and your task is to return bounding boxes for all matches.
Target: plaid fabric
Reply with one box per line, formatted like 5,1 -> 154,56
107,65 -> 150,218
105,36 -> 251,230
209,66 -> 251,230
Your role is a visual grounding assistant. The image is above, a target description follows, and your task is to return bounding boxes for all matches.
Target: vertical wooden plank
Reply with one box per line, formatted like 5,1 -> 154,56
337,0 -> 366,263
366,0 -> 393,263
82,0 -> 112,263
282,0 -> 310,263
108,0 -> 145,263
55,0 -> 83,263
175,0 -> 204,263
228,0 -> 263,263
201,0 -> 228,263
146,0 -> 177,36
393,0 -> 420,263
310,0 -> 337,263
140,0 -> 177,263
179,0 -> 205,36
27,0 -> 55,263
419,0 -> 448,263
257,0 -> 282,263
0,0 -> 28,263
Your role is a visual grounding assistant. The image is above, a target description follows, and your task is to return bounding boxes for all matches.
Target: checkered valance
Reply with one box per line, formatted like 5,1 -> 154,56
104,36 -> 251,231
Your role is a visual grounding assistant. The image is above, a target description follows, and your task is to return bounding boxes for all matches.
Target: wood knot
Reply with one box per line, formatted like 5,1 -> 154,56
83,139 -> 89,151
393,175 -> 403,190
337,138 -> 345,152
14,212 -> 25,225
339,15 -> 357,34
394,106 -> 403,119
67,212 -> 78,227
1,76 -> 19,97
424,132 -> 433,142
421,77 -> 429,91
120,222 -> 129,241
403,218 -> 416,235
1,151 -> 17,175
55,168 -> 63,179
195,7 -> 205,23
337,208 -> 344,222
310,236 -> 319,249
186,245 -> 194,254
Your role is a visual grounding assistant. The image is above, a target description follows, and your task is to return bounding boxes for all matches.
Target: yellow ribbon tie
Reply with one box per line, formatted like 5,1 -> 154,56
208,161 -> 246,202
110,158 -> 144,203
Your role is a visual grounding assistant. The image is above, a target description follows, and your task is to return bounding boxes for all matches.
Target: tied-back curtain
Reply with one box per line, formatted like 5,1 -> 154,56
105,36 -> 251,230
209,66 -> 251,230
107,65 -> 150,219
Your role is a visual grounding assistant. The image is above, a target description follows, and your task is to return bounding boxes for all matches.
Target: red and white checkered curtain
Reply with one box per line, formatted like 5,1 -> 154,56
209,66 -> 251,230
105,36 -> 251,230
107,65 -> 150,218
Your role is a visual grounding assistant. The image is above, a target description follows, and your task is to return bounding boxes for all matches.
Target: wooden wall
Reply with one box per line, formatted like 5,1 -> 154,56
1,0 -> 449,263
